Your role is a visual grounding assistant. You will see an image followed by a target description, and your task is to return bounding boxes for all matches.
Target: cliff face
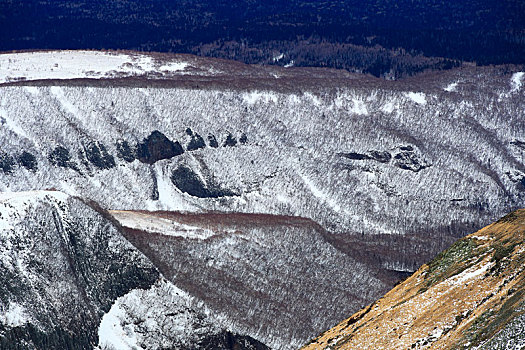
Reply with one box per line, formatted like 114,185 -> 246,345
303,209 -> 525,350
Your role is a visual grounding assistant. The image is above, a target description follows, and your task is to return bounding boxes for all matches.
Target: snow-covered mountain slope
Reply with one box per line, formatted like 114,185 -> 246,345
0,51 -> 190,84
303,209 -> 525,350
0,191 -> 267,349
112,210 -> 395,349
1,51 -> 524,272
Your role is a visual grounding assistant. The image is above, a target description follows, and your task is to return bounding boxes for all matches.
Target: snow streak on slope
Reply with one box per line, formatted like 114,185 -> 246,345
111,210 -> 216,239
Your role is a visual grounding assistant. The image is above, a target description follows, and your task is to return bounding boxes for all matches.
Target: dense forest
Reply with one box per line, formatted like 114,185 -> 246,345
1,0 -> 524,77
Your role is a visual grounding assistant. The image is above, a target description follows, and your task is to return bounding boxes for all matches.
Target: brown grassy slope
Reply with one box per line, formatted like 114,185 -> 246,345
303,209 -> 525,350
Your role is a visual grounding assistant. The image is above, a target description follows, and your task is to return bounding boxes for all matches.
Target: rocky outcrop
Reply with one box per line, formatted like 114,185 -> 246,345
137,130 -> 184,164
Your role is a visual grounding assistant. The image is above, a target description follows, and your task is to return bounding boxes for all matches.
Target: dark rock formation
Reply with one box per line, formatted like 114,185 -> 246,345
17,151 -> 38,171
170,165 -> 237,198
223,133 -> 237,147
83,141 -> 115,170
0,152 -> 15,174
48,146 -> 78,171
369,150 -> 392,163
393,151 -> 430,172
137,131 -> 184,164
510,139 -> 525,150
239,133 -> 248,145
208,134 -> 219,148
341,152 -> 371,160
187,130 -> 206,151
116,140 -> 136,162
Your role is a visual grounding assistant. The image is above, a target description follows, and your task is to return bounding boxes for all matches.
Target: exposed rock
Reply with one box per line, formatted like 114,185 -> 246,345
510,139 -> 525,150
341,152 -> 371,160
340,150 -> 392,164
187,131 -> 206,151
393,150 -> 430,172
239,133 -> 248,144
116,140 -> 136,162
17,151 -> 38,171
368,150 -> 392,163
208,134 -> 219,148
137,130 -> 184,164
223,132 -> 237,147
83,141 -> 115,169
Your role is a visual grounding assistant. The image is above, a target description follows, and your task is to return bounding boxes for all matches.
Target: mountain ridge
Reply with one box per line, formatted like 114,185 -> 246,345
303,209 -> 525,349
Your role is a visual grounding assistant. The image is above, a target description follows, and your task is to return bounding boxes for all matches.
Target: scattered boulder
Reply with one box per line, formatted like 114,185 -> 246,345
48,146 -> 79,171
170,165 -> 237,198
18,151 -> 38,171
137,131 -> 184,164
0,152 -> 15,174
83,141 -> 115,170
208,134 -> 219,148
116,140 -> 136,162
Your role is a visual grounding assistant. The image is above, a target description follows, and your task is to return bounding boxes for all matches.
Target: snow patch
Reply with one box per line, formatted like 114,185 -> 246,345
297,171 -> 342,214
98,298 -> 140,350
24,86 -> 40,95
381,101 -> 395,114
405,92 -> 427,105
449,261 -> 493,286
273,53 -> 285,62
511,72 -> 524,92
0,51 -> 191,83
98,279 -> 212,350
50,86 -> 79,116
351,98 -> 368,115
444,82 -> 458,92
303,92 -> 322,107
1,302 -> 29,327
242,91 -> 279,105
158,62 -> 189,72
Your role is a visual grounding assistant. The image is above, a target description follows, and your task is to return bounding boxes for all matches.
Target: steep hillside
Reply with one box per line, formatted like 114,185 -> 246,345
1,51 -> 524,274
0,191 -> 266,349
111,210 -> 394,349
303,209 -> 525,350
